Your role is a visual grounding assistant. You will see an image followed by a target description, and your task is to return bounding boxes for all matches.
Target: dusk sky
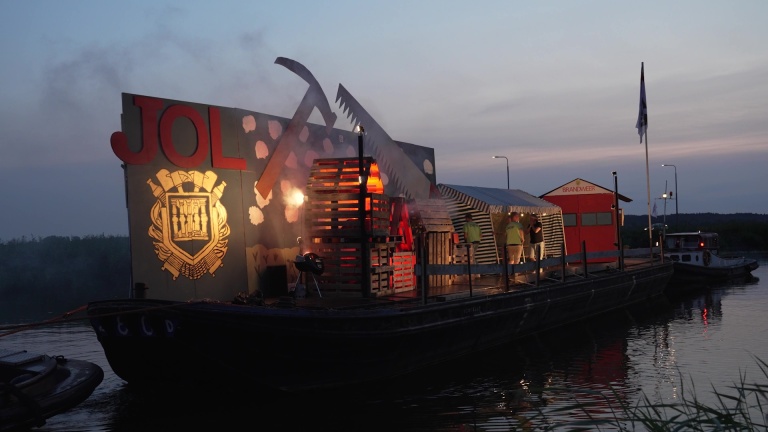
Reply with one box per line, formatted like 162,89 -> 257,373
1,1 -> 767,241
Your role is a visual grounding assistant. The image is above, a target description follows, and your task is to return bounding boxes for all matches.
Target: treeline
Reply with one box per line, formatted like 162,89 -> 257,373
621,213 -> 768,250
0,235 -> 130,321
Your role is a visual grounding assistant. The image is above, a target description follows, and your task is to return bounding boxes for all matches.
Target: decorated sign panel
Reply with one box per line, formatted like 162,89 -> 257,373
111,58 -> 436,301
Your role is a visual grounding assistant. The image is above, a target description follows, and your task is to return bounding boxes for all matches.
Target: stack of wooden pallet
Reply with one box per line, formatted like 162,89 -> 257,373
305,157 -> 398,297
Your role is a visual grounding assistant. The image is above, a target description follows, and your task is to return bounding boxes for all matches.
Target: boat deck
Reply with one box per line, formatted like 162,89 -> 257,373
266,257 -> 663,310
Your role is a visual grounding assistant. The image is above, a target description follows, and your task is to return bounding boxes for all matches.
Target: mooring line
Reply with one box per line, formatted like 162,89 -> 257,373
0,300 -> 209,338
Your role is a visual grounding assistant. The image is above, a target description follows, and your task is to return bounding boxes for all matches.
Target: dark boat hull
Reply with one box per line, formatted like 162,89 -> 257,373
671,259 -> 759,282
88,263 -> 672,392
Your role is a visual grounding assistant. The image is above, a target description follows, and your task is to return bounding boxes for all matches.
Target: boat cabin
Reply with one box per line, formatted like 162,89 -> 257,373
663,232 -> 719,266
664,232 -> 719,252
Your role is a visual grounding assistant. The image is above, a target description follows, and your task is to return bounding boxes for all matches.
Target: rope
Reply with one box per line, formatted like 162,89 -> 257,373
0,304 -> 89,338
0,300 -> 210,338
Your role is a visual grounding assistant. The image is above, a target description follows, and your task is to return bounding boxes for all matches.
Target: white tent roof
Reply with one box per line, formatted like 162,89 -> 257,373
438,184 -> 561,215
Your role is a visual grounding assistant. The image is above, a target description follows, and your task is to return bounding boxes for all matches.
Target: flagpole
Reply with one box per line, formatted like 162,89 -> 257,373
644,130 -> 653,260
636,61 -> 653,261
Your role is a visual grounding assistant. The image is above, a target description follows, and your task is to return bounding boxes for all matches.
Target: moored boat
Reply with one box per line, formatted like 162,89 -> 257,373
663,232 -> 759,283
88,257 -> 672,393
0,349 -> 103,431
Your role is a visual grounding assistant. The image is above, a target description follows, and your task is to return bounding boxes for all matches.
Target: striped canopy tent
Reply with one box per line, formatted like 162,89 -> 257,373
438,184 -> 565,264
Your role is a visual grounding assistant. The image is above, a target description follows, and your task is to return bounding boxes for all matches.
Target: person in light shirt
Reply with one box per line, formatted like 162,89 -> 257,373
505,212 -> 525,265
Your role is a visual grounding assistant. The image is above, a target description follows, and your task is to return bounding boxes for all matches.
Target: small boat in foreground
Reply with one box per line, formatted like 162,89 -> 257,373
663,232 -> 759,283
0,349 -> 103,431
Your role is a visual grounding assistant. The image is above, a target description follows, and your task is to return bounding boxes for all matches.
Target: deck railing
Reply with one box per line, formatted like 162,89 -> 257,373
417,246 -> 661,278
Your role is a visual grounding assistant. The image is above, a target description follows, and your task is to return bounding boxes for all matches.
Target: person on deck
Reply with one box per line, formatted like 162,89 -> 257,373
527,214 -> 545,261
505,212 -> 525,265
462,214 -> 482,265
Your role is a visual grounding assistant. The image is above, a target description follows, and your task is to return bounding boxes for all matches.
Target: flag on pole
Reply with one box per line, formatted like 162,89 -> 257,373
635,62 -> 648,142
652,201 -> 657,217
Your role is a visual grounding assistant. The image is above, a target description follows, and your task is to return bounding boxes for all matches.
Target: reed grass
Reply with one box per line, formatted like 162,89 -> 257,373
511,356 -> 768,431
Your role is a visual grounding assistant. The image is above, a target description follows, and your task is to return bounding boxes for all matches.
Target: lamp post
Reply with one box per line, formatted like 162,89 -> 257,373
612,171 -> 623,270
492,156 -> 509,189
356,124 -> 370,298
661,191 -> 668,237
661,164 -> 678,227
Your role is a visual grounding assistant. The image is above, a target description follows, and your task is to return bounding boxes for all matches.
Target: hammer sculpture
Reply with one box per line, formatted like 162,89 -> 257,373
255,57 -> 338,199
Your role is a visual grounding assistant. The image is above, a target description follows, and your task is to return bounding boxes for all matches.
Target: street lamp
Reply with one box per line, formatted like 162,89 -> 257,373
355,124 -> 370,298
492,156 -> 509,189
661,164 -> 678,227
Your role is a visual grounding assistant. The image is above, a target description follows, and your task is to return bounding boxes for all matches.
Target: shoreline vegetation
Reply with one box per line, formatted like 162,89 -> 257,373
0,234 -> 130,322
622,212 -> 768,250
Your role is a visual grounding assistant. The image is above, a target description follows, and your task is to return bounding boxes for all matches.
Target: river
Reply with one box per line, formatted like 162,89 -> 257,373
2,253 -> 767,431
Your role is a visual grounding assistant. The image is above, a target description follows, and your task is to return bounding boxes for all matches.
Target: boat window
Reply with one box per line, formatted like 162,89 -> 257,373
683,238 -> 699,248
669,254 -> 679,262
563,214 -> 577,226
681,254 -> 691,262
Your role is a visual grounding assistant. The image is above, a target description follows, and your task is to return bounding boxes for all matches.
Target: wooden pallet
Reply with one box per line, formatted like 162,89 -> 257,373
391,252 -> 416,292
312,243 -> 395,296
306,157 -> 384,195
305,192 -> 390,237
409,198 -> 454,233
453,245 -> 470,265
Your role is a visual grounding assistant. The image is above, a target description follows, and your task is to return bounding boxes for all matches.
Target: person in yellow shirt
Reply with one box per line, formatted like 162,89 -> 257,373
462,214 -> 482,264
505,212 -> 525,264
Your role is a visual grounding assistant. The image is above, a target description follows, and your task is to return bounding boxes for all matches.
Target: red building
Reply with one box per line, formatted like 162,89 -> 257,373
541,178 -> 631,262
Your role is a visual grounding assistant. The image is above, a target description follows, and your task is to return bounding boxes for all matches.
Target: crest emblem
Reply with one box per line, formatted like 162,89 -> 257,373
147,169 -> 229,280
